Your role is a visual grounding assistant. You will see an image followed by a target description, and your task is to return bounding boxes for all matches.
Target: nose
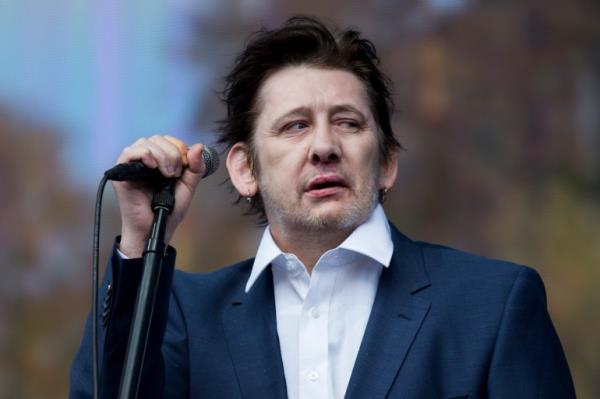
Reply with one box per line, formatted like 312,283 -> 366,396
308,123 -> 341,164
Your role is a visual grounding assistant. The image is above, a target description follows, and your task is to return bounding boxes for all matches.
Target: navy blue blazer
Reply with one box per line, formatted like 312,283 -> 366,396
70,226 -> 575,398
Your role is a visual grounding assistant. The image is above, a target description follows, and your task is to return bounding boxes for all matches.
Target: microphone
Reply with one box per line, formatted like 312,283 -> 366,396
104,146 -> 220,182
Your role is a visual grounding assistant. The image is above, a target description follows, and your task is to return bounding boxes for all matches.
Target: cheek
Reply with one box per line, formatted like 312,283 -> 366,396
257,146 -> 304,184
273,143 -> 308,168
349,147 -> 381,185
347,141 -> 379,167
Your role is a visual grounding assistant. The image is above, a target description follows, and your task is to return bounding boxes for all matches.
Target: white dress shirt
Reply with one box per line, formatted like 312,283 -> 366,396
245,204 -> 394,399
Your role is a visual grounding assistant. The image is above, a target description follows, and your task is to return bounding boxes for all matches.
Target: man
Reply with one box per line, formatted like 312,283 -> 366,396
70,17 -> 575,398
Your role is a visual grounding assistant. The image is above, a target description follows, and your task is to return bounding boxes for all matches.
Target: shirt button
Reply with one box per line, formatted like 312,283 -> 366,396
310,307 -> 320,319
307,370 -> 319,382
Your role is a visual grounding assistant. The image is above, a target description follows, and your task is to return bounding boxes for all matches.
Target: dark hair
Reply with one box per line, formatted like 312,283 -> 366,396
217,16 -> 401,222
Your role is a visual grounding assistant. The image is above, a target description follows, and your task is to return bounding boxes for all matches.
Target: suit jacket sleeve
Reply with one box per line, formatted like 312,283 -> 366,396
69,242 -> 188,398
487,266 -> 575,398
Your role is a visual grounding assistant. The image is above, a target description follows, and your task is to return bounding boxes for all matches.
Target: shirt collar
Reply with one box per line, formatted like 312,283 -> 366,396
245,204 -> 393,293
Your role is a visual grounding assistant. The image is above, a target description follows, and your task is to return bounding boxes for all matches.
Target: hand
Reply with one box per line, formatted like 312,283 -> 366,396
112,135 -> 206,258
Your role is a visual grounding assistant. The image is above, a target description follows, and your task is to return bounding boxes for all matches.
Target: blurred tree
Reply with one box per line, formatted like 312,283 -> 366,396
0,106 -> 119,398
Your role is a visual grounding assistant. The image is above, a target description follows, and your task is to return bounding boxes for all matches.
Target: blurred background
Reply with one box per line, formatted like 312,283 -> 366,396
0,0 -> 598,397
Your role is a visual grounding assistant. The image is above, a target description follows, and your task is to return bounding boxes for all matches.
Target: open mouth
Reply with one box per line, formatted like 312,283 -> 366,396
305,175 -> 348,197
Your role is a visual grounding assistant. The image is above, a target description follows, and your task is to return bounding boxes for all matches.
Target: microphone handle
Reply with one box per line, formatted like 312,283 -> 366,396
104,161 -> 163,182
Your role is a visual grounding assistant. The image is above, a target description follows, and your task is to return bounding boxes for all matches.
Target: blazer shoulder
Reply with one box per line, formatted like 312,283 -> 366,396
410,238 -> 546,303
417,240 -> 536,279
408,240 -> 550,327
389,223 -> 542,290
169,259 -> 255,308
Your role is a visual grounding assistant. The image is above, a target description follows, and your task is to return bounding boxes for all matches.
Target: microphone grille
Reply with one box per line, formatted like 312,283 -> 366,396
201,146 -> 220,178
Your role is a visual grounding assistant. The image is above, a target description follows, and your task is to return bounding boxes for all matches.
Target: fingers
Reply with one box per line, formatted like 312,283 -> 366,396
116,135 -> 188,178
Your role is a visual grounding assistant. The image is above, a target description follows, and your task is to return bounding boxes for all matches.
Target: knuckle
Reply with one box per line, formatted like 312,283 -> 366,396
137,146 -> 151,156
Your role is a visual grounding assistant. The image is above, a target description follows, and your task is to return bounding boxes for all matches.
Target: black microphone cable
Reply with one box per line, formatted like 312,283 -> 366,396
92,175 -> 109,399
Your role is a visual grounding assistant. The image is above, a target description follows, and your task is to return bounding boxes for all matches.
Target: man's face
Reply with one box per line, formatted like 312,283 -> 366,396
250,65 -> 397,235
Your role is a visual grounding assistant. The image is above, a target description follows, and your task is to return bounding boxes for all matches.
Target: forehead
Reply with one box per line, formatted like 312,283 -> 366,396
255,66 -> 371,121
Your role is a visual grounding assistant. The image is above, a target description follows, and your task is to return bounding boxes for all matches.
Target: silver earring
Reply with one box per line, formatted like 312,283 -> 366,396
245,190 -> 252,203
381,187 -> 389,202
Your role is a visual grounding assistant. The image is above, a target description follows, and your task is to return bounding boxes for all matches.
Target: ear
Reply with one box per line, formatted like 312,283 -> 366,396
379,150 -> 398,191
226,142 -> 258,197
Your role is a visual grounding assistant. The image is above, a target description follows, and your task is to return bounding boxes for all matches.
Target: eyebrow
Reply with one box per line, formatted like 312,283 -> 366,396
270,106 -> 310,128
329,105 -> 367,121
272,104 -> 367,127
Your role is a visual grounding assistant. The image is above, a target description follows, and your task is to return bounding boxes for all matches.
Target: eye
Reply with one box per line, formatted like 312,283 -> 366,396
335,119 -> 361,133
282,121 -> 309,133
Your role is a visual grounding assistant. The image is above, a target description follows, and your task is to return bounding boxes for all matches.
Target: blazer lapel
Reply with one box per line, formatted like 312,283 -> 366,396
221,265 -> 287,399
345,227 -> 432,399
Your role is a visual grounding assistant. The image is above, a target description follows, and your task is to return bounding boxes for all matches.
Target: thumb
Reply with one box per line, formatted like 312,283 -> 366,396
178,143 -> 205,191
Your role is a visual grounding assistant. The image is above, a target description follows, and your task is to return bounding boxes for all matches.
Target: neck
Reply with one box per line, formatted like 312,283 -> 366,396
269,224 -> 354,274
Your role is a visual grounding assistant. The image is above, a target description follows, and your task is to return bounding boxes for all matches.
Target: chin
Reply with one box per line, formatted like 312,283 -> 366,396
302,203 -> 370,231
263,188 -> 378,234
